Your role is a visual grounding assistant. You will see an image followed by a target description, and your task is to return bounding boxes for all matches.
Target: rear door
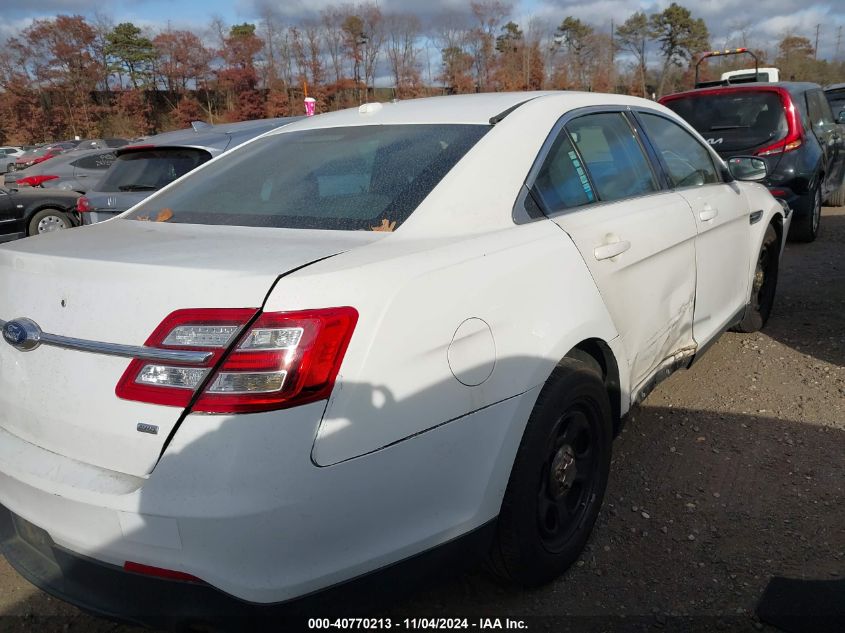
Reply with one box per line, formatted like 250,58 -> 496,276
806,89 -> 845,194
636,110 -> 750,342
528,109 -> 698,389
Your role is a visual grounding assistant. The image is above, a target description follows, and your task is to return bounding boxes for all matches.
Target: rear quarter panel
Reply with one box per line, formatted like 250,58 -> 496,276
264,220 -> 622,466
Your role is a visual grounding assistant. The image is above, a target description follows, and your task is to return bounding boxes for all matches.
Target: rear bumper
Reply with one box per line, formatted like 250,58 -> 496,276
0,503 -> 495,628
0,389 -> 535,606
0,505 -> 232,628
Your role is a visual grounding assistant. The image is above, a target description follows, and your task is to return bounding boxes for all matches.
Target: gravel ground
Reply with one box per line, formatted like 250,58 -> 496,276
1,208 -> 843,633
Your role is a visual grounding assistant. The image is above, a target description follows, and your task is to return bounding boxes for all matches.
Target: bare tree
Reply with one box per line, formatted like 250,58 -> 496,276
384,13 -> 421,96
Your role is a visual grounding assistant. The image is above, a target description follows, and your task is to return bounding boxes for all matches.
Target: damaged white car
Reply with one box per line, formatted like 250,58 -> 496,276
0,91 -> 787,625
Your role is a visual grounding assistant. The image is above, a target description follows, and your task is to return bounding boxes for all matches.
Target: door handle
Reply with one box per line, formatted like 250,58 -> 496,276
594,238 -> 631,261
699,205 -> 718,221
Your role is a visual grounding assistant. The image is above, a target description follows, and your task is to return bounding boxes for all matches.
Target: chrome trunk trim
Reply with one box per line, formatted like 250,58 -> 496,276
0,318 -> 213,363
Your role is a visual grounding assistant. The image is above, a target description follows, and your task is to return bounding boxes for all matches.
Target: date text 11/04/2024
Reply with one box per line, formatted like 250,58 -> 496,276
307,618 -> 528,630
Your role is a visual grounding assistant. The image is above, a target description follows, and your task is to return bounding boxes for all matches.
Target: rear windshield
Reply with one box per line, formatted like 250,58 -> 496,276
124,124 -> 489,231
663,91 -> 787,153
98,148 -> 211,193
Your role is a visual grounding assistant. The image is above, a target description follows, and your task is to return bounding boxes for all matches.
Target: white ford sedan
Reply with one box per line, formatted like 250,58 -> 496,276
0,92 -> 787,623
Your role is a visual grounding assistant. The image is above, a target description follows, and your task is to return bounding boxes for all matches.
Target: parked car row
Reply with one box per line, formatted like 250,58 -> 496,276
1,138 -> 129,176
0,120 -> 297,240
0,90 -> 792,628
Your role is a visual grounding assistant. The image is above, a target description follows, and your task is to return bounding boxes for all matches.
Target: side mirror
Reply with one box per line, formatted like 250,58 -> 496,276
837,111 -> 845,124
728,156 -> 768,182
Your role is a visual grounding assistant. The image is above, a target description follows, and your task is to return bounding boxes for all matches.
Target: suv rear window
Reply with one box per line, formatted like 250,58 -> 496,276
98,148 -> 211,192
124,124 -> 489,231
663,91 -> 787,153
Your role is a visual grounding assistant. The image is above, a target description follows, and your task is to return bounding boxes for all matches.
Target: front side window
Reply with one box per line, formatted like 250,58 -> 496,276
639,113 -> 720,188
125,125 -> 488,231
565,113 -> 658,202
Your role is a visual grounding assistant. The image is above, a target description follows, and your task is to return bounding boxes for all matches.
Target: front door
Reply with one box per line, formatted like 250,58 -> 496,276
637,111 -> 751,344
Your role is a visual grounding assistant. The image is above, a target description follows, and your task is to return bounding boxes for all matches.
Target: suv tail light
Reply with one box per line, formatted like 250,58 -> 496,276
16,174 -> 58,187
755,90 -> 803,157
76,196 -> 92,212
115,307 -> 358,414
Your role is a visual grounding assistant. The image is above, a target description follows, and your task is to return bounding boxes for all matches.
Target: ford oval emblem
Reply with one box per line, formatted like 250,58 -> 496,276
2,321 -> 25,345
2,318 -> 42,351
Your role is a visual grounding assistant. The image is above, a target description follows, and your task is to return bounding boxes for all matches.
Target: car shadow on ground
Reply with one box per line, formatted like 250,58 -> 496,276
763,208 -> 845,368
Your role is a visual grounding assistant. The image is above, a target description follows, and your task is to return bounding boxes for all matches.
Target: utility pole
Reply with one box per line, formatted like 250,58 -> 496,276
836,26 -> 842,61
610,19 -> 615,93
814,24 -> 820,60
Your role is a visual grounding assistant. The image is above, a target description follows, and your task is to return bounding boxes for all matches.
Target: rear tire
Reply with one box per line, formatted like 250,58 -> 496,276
735,224 -> 779,333
489,358 -> 612,586
28,208 -> 71,236
789,183 -> 821,242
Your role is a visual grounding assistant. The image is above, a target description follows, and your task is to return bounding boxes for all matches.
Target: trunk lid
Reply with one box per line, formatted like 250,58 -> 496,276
0,219 -> 379,476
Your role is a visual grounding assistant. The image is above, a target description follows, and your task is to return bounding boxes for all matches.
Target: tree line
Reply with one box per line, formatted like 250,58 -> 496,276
1,1 -> 843,144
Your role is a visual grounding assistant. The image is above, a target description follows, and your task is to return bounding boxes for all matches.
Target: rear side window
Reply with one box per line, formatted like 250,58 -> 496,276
826,90 -> 845,120
532,133 -> 595,211
565,113 -> 657,202
125,125 -> 488,231
71,152 -> 116,170
663,91 -> 787,153
98,148 -> 210,193
639,113 -> 720,188
806,90 -> 835,134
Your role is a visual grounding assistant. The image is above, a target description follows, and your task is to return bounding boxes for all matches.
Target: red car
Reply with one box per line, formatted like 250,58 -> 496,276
12,142 -> 78,171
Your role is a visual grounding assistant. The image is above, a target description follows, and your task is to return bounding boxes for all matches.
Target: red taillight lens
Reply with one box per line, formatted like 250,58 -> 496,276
115,307 -> 358,414
15,175 -> 58,187
194,307 -> 358,413
755,91 -> 803,157
123,561 -> 204,583
115,308 -> 258,408
76,196 -> 92,212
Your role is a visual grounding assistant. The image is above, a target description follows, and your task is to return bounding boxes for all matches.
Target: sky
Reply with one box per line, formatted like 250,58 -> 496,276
3,0 -> 845,60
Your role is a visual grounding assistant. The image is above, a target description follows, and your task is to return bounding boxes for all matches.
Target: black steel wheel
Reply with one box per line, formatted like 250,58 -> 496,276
736,224 -> 779,333
489,358 -> 612,586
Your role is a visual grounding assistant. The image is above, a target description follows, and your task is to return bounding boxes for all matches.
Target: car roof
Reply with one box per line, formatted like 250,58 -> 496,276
265,91 -> 659,133
123,117 -> 299,152
662,82 -> 822,102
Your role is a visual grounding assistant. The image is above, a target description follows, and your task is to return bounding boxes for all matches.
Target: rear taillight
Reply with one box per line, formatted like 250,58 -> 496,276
755,91 -> 803,157
115,307 -> 358,414
16,174 -> 58,187
76,196 -> 92,212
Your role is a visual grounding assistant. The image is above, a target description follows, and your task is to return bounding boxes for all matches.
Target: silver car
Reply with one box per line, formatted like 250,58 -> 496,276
0,147 -> 24,174
78,118 -> 300,224
4,148 -> 118,192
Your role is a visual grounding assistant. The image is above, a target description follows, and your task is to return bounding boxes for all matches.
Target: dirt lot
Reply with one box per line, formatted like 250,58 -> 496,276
1,208 -> 843,633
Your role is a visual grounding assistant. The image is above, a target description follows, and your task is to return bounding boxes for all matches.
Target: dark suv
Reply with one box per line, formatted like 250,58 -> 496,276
660,83 -> 845,241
